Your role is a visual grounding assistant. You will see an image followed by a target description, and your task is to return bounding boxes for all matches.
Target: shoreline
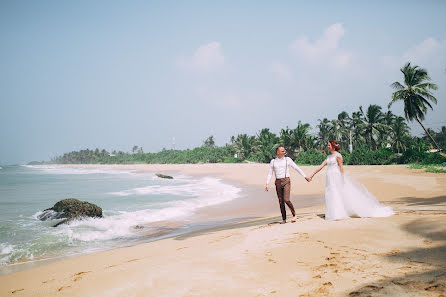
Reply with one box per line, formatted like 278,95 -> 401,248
0,165 -> 324,276
1,164 -> 445,296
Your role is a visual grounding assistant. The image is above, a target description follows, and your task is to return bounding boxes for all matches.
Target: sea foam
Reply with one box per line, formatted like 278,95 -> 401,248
54,177 -> 242,242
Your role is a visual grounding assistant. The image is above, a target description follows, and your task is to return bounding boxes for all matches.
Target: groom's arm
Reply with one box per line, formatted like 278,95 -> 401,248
266,159 -> 274,184
288,157 -> 308,179
265,160 -> 274,191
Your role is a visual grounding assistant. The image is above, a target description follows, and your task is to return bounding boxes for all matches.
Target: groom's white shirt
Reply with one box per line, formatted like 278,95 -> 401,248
266,156 -> 307,184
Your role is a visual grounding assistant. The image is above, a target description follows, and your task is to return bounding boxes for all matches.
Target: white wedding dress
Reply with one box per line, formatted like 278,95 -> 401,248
324,152 -> 394,221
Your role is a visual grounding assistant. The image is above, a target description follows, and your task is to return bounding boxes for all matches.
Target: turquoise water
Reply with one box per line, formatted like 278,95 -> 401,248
0,165 -> 241,269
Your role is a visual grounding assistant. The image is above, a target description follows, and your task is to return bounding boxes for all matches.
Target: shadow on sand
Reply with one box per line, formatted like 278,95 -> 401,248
346,196 -> 446,296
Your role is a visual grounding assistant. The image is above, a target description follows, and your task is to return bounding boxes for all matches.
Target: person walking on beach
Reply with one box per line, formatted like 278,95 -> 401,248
308,140 -> 394,220
265,146 -> 311,224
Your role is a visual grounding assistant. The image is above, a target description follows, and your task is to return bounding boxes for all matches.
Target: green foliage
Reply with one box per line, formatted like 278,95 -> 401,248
295,149 -> 326,165
408,163 -> 446,173
389,62 -> 439,150
398,148 -> 444,165
347,146 -> 396,165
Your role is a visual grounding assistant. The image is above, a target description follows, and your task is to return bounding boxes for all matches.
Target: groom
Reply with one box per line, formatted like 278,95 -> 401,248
265,146 -> 311,224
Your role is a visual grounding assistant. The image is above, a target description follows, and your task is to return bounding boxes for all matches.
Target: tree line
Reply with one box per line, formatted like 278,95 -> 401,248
43,62 -> 445,166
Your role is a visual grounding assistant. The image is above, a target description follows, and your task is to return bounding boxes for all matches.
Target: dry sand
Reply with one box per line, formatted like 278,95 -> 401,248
0,163 -> 445,296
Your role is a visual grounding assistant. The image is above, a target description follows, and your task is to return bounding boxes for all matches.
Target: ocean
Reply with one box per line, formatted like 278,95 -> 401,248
0,165 -> 242,273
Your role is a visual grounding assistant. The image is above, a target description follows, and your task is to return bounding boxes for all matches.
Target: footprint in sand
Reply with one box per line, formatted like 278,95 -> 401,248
71,271 -> 91,282
74,271 -> 91,276
176,247 -> 189,250
42,279 -> 55,284
268,258 -> 277,264
58,286 -> 71,292
126,258 -> 139,263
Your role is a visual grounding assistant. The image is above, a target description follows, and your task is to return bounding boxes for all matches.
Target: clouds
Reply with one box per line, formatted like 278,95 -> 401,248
403,37 -> 446,66
176,24 -> 445,139
179,41 -> 225,72
380,37 -> 446,82
290,23 -> 351,67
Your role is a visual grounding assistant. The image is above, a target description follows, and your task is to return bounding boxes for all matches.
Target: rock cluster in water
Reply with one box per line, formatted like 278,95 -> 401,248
38,198 -> 103,227
155,173 -> 173,179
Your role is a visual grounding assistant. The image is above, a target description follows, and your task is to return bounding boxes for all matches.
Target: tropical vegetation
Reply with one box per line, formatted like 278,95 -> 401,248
39,63 -> 445,166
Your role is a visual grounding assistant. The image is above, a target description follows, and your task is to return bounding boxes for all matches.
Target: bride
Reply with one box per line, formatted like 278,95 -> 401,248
309,140 -> 394,221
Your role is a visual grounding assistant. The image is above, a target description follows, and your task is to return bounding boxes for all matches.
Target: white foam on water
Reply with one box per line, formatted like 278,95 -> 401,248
1,173 -> 243,267
22,165 -> 141,176
0,243 -> 14,255
53,177 -> 242,242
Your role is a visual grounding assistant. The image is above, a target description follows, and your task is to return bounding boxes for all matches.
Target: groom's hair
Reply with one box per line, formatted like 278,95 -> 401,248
276,145 -> 285,153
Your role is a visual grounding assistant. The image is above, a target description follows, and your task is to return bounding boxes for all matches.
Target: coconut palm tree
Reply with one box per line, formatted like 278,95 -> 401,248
279,127 -> 295,157
389,62 -> 440,150
359,104 -> 386,150
329,119 -> 339,142
292,121 -> 312,152
351,111 -> 365,150
376,110 -> 396,148
317,118 -> 331,151
336,111 -> 351,148
255,128 -> 279,163
234,134 -> 256,160
391,116 -> 410,153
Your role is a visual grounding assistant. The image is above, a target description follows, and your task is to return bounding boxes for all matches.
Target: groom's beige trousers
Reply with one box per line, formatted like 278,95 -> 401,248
274,177 -> 296,221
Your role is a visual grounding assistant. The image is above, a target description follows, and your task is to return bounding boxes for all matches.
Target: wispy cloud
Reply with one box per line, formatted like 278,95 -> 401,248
178,41 -> 225,72
290,23 -> 351,67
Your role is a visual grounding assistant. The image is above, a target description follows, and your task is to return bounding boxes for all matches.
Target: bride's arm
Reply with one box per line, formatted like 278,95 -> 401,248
310,160 -> 327,179
336,155 -> 344,174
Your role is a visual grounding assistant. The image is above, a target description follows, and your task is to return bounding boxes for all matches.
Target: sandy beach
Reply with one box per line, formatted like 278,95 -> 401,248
0,163 -> 445,296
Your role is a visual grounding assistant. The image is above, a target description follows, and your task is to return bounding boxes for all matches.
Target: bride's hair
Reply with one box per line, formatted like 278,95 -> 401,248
329,140 -> 341,152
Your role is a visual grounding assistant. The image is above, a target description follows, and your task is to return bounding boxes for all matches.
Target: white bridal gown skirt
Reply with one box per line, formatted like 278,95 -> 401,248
324,167 -> 394,221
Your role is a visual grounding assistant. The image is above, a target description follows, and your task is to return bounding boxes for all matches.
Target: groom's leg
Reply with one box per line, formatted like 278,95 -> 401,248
283,178 -> 296,217
275,179 -> 287,221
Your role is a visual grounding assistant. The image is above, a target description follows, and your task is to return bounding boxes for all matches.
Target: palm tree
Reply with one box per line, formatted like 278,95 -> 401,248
292,121 -> 312,152
255,128 -> 279,163
203,136 -> 216,148
317,118 -> 331,150
234,134 -> 256,160
377,110 -> 396,148
389,62 -> 440,150
337,111 -> 351,148
351,111 -> 365,149
359,105 -> 386,150
329,119 -> 339,141
279,127 -> 295,157
391,116 -> 410,153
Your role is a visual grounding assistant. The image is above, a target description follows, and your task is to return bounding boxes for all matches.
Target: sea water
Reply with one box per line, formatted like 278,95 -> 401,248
0,165 -> 242,271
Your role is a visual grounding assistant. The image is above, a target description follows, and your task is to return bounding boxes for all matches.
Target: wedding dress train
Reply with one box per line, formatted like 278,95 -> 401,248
324,152 -> 394,221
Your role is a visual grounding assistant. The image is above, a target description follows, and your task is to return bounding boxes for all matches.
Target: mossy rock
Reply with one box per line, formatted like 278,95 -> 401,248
39,198 -> 102,227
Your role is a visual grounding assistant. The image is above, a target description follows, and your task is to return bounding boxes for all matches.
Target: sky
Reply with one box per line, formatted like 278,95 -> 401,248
1,0 -> 445,164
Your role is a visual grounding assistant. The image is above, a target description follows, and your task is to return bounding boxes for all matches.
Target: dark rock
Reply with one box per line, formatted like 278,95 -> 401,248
39,198 -> 102,227
155,173 -> 173,179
